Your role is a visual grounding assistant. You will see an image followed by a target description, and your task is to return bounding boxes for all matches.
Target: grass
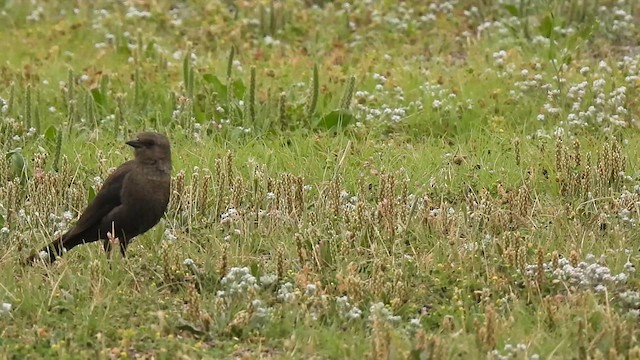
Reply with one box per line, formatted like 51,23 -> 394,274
1,0 -> 640,358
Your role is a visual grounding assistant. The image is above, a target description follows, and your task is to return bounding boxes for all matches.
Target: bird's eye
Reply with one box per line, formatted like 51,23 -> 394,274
143,139 -> 155,147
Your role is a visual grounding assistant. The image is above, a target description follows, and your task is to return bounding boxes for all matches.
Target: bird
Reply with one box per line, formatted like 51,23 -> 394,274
27,131 -> 172,264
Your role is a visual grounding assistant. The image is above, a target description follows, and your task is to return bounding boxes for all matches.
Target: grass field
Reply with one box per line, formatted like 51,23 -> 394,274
1,0 -> 640,358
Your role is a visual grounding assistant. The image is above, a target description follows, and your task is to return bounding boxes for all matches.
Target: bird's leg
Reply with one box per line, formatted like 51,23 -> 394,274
103,237 -> 112,256
119,241 -> 128,258
104,222 -> 120,260
45,239 -> 65,262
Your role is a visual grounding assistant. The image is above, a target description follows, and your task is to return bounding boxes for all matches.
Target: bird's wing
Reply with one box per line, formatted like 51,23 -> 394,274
63,161 -> 136,239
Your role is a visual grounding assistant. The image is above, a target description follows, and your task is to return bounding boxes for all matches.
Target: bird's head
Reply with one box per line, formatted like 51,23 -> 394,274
126,132 -> 172,170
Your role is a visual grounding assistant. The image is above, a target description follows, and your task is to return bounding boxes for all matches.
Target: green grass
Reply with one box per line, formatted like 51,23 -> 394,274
2,0 -> 640,358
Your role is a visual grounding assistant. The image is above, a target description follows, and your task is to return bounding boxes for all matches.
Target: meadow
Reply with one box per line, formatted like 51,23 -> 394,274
1,0 -> 640,358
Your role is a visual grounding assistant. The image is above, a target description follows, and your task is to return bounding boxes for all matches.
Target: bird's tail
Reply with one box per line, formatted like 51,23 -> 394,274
25,233 -> 88,265
25,237 -> 64,264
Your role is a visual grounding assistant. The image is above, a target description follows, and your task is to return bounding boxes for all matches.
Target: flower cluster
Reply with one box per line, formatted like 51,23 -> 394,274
368,302 -> 401,323
525,254 -> 634,291
489,342 -> 530,360
217,267 -> 259,297
336,295 -> 362,320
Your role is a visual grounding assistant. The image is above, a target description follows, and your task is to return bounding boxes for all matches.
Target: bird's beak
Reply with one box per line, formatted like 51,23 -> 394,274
126,139 -> 143,148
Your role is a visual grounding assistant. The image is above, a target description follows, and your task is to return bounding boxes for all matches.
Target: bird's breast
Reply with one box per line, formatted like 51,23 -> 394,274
121,171 -> 171,217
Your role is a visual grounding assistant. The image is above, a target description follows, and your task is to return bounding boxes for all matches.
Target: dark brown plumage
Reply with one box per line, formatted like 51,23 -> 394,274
27,132 -> 172,264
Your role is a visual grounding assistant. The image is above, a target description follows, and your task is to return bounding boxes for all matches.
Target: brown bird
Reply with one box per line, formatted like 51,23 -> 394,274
27,132 -> 172,264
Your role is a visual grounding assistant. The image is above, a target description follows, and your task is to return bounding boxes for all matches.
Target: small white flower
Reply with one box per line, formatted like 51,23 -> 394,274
624,262 -> 635,273
387,315 -> 401,322
347,306 -> 362,319
305,284 -> 317,296
164,229 -> 177,241
260,274 -> 278,286
183,258 -> 194,266
277,282 -> 296,302
221,208 -> 239,224
1,303 -> 11,313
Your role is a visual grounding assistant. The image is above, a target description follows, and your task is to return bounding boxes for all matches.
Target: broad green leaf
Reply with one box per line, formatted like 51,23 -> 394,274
91,88 -> 106,109
88,186 -> 97,203
539,15 -> 554,38
202,74 -> 228,98
250,261 -> 260,278
231,79 -> 246,99
44,125 -> 57,142
7,150 -> 27,183
503,4 -> 519,17
315,110 -> 355,130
